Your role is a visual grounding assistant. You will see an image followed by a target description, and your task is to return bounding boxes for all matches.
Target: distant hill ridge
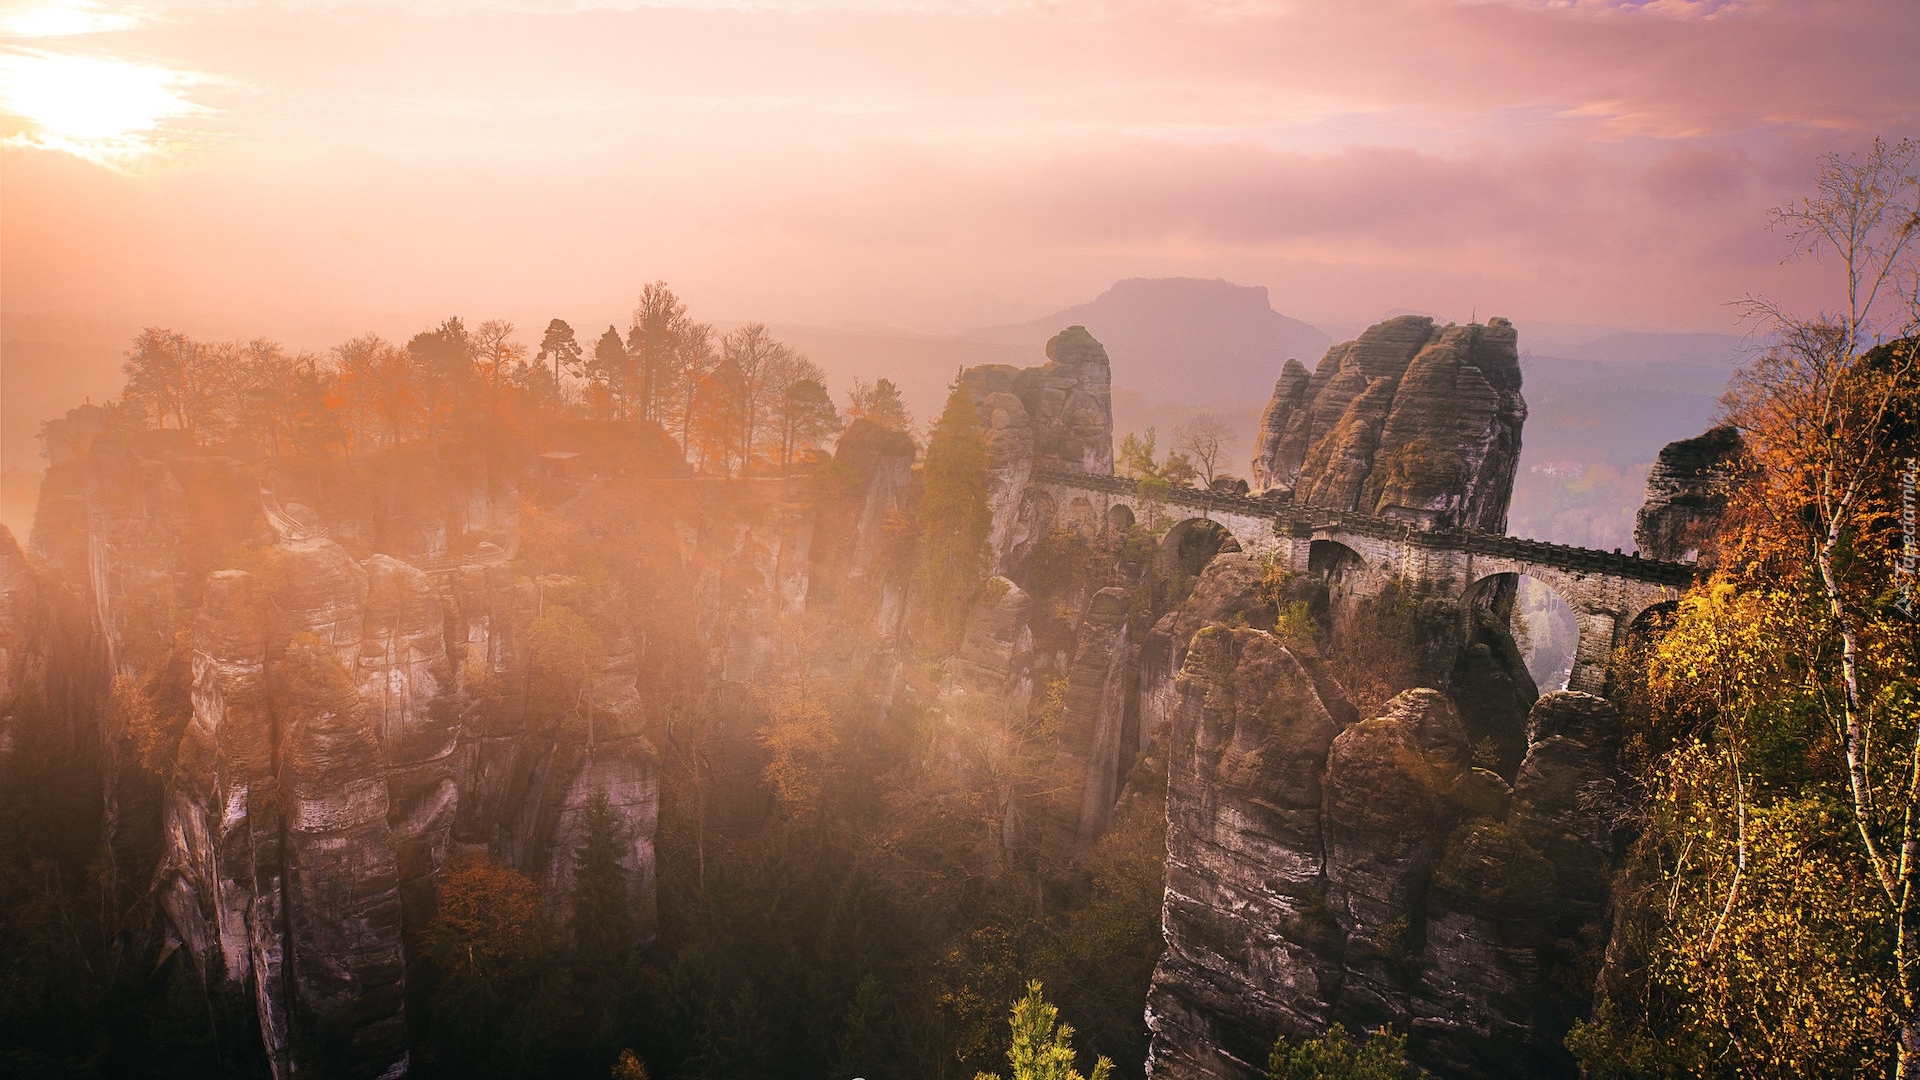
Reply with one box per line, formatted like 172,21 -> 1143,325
969,277 -> 1333,407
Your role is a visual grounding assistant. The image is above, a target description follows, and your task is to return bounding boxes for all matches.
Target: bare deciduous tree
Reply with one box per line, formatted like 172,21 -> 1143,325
629,282 -> 689,425
471,319 -> 527,392
1174,412 -> 1236,488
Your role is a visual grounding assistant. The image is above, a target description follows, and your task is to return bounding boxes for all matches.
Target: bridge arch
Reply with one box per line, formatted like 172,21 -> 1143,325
1610,599 -> 1680,681
1067,496 -> 1097,533
1622,599 -> 1679,642
1309,538 -> 1368,589
1462,572 -> 1580,693
1029,490 -> 1057,533
1162,517 -> 1242,578
1457,562 -> 1681,696
1026,467 -> 1695,700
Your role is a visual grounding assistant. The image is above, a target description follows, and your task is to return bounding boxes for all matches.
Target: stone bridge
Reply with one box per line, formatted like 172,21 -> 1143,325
1028,469 -> 1697,695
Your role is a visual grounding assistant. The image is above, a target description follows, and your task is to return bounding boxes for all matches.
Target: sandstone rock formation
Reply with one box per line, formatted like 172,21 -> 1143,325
1635,424 -> 1743,565
1147,624 -> 1355,1080
963,325 -> 1116,571
1249,360 -> 1312,495
1147,641 -> 1624,1080
1137,554 -> 1278,750
151,534 -> 664,1079
19,417 -> 664,1080
1050,585 -> 1136,847
949,577 -> 1036,711
0,524 -> 93,769
1250,316 -> 1526,532
811,418 -> 919,644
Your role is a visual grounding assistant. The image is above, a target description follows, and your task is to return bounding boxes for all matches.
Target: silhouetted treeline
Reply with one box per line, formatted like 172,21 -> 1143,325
108,283 -> 915,478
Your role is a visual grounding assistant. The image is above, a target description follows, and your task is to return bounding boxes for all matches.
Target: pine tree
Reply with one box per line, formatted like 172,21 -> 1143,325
847,376 -> 912,432
590,326 -> 630,418
538,318 -> 584,395
569,789 -> 634,976
976,981 -> 1112,1080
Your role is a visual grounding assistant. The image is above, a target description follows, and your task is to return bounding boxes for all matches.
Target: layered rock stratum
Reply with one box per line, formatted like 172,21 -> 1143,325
1145,594 -> 1624,1079
1249,316 -> 1527,533
963,324 -> 1115,571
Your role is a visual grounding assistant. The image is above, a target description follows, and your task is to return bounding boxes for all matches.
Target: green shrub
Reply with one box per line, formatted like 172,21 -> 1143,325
1268,1023 -> 1405,1080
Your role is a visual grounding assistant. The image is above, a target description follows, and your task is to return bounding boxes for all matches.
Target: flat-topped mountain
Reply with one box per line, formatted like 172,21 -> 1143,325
970,277 -> 1332,407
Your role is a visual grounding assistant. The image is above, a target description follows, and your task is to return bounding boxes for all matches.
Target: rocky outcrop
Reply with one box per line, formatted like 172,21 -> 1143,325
962,325 -> 1116,571
1249,317 -> 1526,533
839,420 -> 918,588
1634,424 -> 1742,565
1147,640 -> 1627,1080
151,531 -> 660,1079
1146,625 -> 1357,1080
949,578 -> 1036,711
1029,326 -> 1116,476
811,419 -> 918,644
0,524 -> 94,768
31,408 -> 267,678
1249,360 -> 1311,494
976,390 -> 1038,577
1137,554 -> 1279,749
160,548 -> 411,1079
1051,586 -> 1136,847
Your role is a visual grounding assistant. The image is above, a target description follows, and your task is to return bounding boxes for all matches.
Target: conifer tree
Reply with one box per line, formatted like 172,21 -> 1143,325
975,981 -> 1112,1080
569,789 -> 634,977
914,378 -> 991,651
538,318 -> 584,394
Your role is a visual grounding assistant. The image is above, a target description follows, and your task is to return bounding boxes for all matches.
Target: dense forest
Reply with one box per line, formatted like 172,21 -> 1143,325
1,142 -> 1918,1080
0,284 -> 1176,1079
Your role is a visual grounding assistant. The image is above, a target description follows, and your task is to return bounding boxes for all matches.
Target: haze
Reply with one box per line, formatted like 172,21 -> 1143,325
3,0 -> 1916,490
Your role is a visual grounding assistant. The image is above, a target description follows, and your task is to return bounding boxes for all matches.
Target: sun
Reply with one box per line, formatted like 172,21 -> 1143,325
2,0 -> 137,38
0,48 -> 205,166
0,2 -> 207,168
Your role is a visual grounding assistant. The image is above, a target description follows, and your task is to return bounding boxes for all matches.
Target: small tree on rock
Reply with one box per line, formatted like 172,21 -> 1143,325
975,980 -> 1111,1080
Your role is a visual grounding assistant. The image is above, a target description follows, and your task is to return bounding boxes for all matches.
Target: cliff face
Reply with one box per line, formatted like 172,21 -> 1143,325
25,415 -> 668,1079
0,524 -> 94,769
155,534 -> 663,1079
1146,603 -> 1624,1080
1635,424 -> 1742,565
963,325 -> 1116,572
1250,316 -> 1526,532
809,418 -> 920,648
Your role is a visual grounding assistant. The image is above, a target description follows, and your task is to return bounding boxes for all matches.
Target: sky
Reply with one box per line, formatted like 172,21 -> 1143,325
1,0 -> 1916,351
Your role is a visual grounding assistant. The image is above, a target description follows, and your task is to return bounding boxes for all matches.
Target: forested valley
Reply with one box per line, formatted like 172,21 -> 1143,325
1,142 -> 1918,1080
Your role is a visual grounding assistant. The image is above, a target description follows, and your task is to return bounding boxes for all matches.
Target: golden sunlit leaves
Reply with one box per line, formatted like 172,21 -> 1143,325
1651,744 -> 1900,1077
759,680 -> 840,820
423,855 -> 546,981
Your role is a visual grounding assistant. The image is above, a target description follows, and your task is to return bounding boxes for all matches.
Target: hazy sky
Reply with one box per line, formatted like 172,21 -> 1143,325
2,0 -> 1916,341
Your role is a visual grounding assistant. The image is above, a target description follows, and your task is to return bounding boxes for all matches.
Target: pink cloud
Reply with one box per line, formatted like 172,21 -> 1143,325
2,0 -> 1912,340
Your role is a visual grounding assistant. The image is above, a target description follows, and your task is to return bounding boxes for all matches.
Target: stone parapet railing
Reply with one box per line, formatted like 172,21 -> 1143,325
1030,468 -> 1699,588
